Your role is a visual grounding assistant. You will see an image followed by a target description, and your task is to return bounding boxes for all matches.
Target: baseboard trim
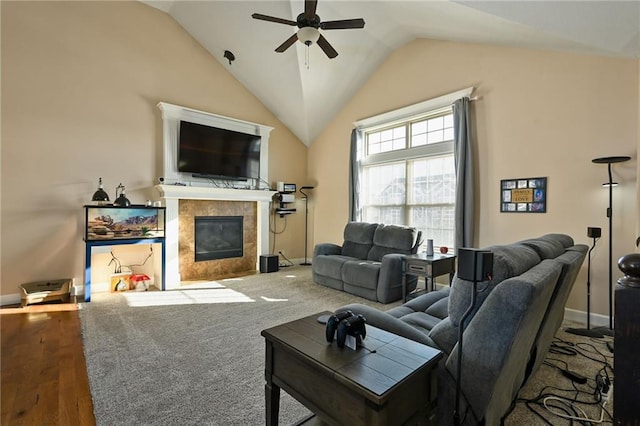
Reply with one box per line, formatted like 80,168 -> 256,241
563,307 -> 610,328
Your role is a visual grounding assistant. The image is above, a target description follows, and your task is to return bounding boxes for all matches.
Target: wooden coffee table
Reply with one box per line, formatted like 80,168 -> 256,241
261,312 -> 443,425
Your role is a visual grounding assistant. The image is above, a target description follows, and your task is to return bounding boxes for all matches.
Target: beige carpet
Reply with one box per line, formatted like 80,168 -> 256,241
79,265 -> 613,425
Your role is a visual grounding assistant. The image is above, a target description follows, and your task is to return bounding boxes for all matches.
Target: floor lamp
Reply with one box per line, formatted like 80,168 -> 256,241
592,155 -> 630,336
566,227 -> 604,338
300,186 -> 314,266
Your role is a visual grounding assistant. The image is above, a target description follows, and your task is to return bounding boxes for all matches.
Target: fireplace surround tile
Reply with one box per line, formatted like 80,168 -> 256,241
179,200 -> 257,280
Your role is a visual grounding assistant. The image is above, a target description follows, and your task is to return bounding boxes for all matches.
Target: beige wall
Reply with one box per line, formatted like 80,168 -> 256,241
1,1 -> 307,298
309,39 -> 638,316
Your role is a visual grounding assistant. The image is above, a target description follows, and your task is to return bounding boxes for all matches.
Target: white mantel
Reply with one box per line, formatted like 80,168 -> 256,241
156,184 -> 276,202
155,184 -> 277,289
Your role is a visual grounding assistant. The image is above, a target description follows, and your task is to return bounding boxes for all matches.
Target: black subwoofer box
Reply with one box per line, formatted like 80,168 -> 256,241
260,255 -> 279,273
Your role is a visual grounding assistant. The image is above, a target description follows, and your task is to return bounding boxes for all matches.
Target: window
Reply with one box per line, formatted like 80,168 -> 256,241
359,109 -> 456,251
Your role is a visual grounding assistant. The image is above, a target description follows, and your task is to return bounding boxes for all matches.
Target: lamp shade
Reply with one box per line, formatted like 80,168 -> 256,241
113,183 -> 131,207
114,194 -> 131,207
297,27 -> 320,45
92,177 -> 110,204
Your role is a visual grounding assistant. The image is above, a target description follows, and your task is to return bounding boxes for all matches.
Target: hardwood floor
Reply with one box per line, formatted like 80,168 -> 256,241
1,300 -> 95,425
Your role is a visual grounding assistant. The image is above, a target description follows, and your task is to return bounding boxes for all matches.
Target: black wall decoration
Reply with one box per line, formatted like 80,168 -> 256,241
500,177 -> 547,213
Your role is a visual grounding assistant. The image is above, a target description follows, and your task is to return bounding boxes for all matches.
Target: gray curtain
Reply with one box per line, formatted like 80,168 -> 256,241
453,97 -> 474,250
348,128 -> 362,221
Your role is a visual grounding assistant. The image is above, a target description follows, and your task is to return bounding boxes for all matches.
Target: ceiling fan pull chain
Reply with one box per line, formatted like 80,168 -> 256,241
305,45 -> 310,69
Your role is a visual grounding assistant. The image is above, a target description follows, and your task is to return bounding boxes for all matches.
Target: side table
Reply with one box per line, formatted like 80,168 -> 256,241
402,253 -> 456,302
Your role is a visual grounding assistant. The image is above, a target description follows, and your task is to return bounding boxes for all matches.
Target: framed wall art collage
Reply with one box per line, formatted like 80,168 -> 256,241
500,177 -> 547,213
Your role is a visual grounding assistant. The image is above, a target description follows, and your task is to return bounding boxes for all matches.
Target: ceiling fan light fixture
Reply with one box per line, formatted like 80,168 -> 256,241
297,27 -> 320,45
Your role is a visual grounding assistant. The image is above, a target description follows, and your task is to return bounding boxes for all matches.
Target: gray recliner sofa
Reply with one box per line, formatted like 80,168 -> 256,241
338,233 -> 587,425
312,222 -> 422,304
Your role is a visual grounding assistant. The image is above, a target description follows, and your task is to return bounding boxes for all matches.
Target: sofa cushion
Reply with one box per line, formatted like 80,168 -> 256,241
399,312 -> 443,335
342,260 -> 381,290
341,222 -> 378,259
428,317 -> 459,356
541,233 -> 574,248
312,255 -> 356,280
520,237 -> 566,260
448,243 -> 541,327
367,224 -> 419,261
386,287 -> 451,319
425,297 -> 449,319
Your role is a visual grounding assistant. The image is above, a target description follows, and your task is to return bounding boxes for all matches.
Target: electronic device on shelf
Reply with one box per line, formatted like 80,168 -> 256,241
277,182 -> 296,193
275,183 -> 297,216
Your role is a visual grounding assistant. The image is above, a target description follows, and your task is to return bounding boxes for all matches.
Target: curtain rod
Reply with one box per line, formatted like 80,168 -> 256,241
451,95 -> 480,107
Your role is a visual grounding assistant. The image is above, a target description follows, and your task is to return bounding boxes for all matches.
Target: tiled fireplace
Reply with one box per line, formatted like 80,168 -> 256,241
155,185 -> 275,289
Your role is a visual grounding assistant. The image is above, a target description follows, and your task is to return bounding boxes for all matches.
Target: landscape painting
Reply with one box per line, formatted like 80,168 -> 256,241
85,207 -> 165,241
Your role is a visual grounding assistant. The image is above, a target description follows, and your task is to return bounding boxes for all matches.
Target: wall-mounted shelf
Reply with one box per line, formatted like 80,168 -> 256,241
275,208 -> 296,216
275,190 -> 296,217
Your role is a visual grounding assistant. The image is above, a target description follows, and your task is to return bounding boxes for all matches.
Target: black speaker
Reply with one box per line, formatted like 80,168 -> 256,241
260,255 -> 279,273
587,227 -> 602,238
457,248 -> 494,282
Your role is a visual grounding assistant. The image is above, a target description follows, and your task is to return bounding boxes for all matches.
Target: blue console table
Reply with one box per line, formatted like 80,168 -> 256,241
83,205 -> 166,302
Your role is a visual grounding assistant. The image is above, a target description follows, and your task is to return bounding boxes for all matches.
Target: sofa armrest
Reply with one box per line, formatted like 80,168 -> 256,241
376,254 -> 417,303
336,303 -> 435,347
313,243 -> 342,257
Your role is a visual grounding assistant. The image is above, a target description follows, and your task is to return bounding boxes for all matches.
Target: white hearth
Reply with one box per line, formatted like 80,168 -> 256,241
155,185 -> 276,289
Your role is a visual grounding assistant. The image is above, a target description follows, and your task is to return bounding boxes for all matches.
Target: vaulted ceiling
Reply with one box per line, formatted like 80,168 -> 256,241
143,1 -> 640,146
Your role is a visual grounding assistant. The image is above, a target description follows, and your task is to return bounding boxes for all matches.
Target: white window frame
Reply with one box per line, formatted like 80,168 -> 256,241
353,87 -> 473,251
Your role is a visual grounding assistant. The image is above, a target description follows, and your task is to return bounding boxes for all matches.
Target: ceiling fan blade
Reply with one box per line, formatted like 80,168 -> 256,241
304,0 -> 318,19
316,34 -> 338,59
252,13 -> 297,26
275,34 -> 298,53
320,18 -> 365,30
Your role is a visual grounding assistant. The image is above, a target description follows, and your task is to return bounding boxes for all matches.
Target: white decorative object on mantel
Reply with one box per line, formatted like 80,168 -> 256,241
157,102 -> 273,188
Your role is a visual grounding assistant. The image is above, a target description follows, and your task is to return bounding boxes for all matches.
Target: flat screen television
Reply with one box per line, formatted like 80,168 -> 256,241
177,120 -> 261,180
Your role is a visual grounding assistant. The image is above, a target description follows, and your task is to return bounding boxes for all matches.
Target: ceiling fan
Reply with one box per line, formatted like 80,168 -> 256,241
252,0 -> 365,59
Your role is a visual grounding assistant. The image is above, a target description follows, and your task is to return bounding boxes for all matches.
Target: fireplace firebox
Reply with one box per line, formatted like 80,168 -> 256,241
194,216 -> 243,261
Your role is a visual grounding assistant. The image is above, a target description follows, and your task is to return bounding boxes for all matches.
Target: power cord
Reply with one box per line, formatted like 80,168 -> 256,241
109,247 -> 154,274
509,334 -> 615,425
541,373 -> 611,423
544,358 -> 588,384
278,250 -> 294,267
543,396 -> 607,423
